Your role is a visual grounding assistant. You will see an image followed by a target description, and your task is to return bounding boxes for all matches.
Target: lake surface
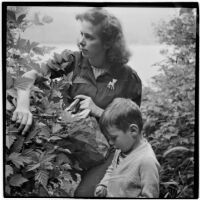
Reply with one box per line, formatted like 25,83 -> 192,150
41,43 -> 167,86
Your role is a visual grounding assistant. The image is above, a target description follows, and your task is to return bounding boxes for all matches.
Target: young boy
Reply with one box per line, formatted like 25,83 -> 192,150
95,98 -> 160,198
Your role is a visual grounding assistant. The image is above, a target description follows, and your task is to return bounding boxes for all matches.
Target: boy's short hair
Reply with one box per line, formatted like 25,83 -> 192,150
100,98 -> 143,135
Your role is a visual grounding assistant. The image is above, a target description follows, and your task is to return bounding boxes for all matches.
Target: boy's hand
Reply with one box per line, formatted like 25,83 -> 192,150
94,185 -> 107,197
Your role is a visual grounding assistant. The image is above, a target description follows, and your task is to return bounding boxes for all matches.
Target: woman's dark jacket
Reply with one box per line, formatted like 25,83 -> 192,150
42,49 -> 142,108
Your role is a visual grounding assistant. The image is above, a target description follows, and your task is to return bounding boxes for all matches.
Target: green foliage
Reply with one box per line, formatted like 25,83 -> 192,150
5,6 -> 81,197
6,6 -> 196,198
142,8 -> 195,198
6,6 -> 108,197
9,174 -> 29,187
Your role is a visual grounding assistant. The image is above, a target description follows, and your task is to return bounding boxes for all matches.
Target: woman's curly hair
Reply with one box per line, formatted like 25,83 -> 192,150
76,7 -> 131,73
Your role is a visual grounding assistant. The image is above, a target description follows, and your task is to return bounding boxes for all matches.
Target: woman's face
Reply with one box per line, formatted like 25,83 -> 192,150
77,20 -> 107,61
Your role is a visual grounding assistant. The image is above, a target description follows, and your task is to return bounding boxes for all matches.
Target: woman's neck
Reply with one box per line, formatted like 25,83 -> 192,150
89,55 -> 107,69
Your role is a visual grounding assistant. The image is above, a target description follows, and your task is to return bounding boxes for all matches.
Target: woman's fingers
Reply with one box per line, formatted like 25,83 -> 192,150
22,113 -> 33,135
75,109 -> 90,119
74,94 -> 88,100
65,99 -> 80,111
12,110 -> 18,121
11,109 -> 33,135
79,100 -> 89,110
18,113 -> 28,132
16,112 -> 23,124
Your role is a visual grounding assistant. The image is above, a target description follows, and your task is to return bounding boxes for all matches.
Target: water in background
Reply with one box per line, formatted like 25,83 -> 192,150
41,43 -> 167,86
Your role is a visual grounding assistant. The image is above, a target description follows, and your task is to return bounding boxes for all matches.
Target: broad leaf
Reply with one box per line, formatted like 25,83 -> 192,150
25,40 -> 31,53
7,88 -> 17,98
48,136 -> 62,141
57,147 -> 72,154
8,152 -> 32,168
60,111 -> 78,124
6,165 -> 13,178
11,136 -> 25,153
5,185 -> 11,195
43,162 -> 54,170
6,99 -> 14,111
17,14 -> 26,24
25,127 -> 41,143
37,126 -> 51,138
30,41 -> 39,49
161,181 -> 179,186
29,61 -> 41,72
41,153 -> 56,164
63,72 -> 73,85
73,161 -> 83,171
7,125 -> 19,134
7,10 -> 16,21
9,174 -> 28,187
54,52 -> 62,63
163,146 -> 190,158
59,171 -> 81,196
16,38 -> 27,50
26,163 -> 41,172
52,123 -> 63,134
56,153 -> 71,165
35,169 -> 49,187
51,89 -> 62,99
6,134 -> 16,149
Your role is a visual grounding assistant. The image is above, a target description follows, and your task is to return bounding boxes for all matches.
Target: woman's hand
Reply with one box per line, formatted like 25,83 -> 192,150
12,108 -> 33,135
12,89 -> 33,135
74,95 -> 104,118
11,69 -> 40,134
94,185 -> 107,197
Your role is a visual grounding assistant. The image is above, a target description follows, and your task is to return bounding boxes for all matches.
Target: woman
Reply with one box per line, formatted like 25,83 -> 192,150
12,7 -> 142,197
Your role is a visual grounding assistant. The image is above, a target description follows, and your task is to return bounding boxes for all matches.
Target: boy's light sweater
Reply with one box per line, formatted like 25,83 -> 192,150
99,139 -> 160,198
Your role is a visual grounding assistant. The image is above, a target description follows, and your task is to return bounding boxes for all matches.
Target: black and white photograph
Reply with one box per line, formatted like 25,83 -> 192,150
3,2 -> 198,198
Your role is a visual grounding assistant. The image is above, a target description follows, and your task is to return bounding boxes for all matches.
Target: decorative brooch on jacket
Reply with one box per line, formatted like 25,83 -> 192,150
107,78 -> 117,90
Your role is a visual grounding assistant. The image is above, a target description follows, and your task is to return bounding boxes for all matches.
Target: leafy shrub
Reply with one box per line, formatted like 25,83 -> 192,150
5,6 -> 196,198
6,7 -> 82,197
141,8 -> 195,198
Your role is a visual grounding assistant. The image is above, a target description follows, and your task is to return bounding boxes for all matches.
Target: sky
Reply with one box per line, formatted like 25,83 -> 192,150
22,6 -> 178,45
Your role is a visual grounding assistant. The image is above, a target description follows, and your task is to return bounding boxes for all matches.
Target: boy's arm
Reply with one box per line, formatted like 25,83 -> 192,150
98,161 -> 114,187
138,157 -> 160,198
98,150 -> 119,187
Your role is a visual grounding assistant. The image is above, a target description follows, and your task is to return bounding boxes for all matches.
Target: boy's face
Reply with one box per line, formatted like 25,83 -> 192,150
106,125 -> 138,153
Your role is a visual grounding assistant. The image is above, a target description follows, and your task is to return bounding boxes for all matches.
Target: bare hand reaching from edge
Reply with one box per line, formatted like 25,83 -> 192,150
11,89 -> 34,135
12,108 -> 33,135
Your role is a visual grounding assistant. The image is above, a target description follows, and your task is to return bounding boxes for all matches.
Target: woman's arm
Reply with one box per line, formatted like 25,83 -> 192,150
12,50 -> 77,134
12,70 -> 41,135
